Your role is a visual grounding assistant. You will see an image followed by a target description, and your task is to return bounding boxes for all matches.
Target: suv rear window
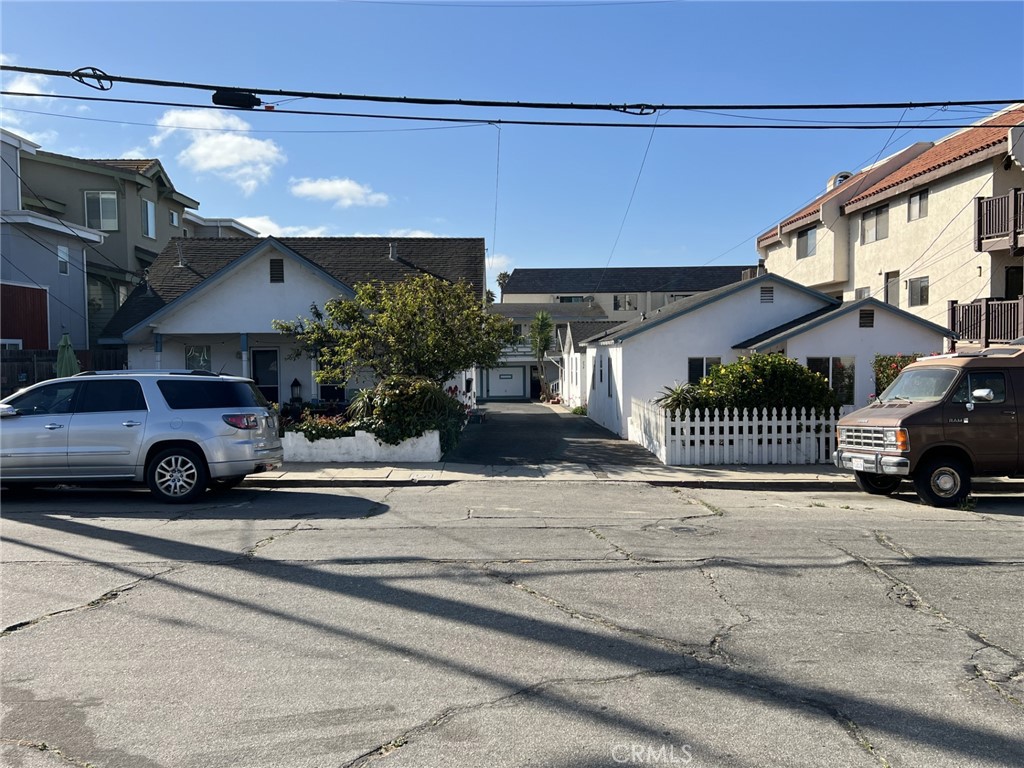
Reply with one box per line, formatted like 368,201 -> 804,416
157,380 -> 269,410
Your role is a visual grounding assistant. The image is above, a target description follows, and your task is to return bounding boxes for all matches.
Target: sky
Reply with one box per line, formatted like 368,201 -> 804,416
2,0 -> 1023,294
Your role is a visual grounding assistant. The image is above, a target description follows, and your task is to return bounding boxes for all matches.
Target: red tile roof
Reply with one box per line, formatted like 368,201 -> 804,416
757,167 -> 875,246
844,105 -> 1024,209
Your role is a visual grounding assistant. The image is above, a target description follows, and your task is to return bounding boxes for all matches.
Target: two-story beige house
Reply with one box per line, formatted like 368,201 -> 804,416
18,151 -> 201,347
758,104 -> 1024,349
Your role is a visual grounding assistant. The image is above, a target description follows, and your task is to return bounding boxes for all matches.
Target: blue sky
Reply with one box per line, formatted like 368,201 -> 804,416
3,1 -> 1023,293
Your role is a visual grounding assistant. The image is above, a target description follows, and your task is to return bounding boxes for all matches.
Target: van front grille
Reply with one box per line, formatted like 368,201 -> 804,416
840,427 -> 886,449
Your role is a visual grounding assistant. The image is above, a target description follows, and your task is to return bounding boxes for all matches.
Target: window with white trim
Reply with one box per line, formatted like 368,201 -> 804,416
861,205 -> 889,244
169,210 -> 180,227
0,339 -> 23,350
854,287 -> 870,300
57,245 -> 70,275
807,356 -> 856,405
687,357 -> 721,384
185,345 -> 212,371
84,191 -> 118,231
141,199 -> 156,239
613,293 -> 637,311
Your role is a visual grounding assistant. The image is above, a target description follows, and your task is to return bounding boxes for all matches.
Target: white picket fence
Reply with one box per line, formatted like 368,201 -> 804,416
629,397 -> 839,466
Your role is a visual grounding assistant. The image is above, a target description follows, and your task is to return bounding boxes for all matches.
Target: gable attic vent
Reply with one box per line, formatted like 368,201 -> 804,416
760,286 -> 774,304
859,309 -> 875,328
269,258 -> 285,283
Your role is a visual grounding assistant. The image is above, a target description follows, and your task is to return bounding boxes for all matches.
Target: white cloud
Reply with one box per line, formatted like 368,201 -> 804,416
150,109 -> 285,196
236,216 -> 333,238
289,177 -> 389,209
487,252 -> 513,273
350,229 -> 439,238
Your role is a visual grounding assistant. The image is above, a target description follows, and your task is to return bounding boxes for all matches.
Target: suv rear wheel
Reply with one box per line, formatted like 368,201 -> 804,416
913,456 -> 971,508
147,447 -> 208,503
854,472 -> 902,496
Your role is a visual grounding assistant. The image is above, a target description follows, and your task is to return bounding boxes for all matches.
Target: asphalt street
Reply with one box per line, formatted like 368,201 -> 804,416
1,482 -> 1022,768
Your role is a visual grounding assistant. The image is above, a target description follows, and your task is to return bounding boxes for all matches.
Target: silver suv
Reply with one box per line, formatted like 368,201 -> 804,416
0,370 -> 283,503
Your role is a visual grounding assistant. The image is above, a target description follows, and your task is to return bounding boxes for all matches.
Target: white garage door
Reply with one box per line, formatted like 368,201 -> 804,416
486,366 -> 526,399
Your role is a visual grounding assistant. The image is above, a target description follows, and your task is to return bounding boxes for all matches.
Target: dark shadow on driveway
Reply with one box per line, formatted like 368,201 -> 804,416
446,402 -> 662,466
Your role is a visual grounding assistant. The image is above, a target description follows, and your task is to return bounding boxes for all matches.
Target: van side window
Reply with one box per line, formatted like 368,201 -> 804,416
9,382 -> 78,415
951,373 -> 1006,404
972,373 -> 1006,404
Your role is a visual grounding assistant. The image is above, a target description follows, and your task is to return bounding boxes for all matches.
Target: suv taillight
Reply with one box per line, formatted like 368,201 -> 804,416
223,413 -> 259,430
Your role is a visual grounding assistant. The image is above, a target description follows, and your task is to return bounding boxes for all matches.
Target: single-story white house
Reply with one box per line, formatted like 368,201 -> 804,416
99,236 -> 486,404
579,273 -> 952,437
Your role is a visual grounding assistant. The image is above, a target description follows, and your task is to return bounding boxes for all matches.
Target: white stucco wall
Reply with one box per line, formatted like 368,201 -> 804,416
147,253 -> 344,334
782,310 -> 947,408
587,283 -> 832,436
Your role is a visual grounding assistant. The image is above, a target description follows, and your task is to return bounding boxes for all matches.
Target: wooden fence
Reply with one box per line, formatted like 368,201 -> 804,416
629,397 -> 839,466
0,348 -> 127,398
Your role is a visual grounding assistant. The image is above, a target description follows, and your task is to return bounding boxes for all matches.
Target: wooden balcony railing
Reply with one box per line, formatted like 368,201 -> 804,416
948,297 -> 1024,349
975,189 -> 1023,251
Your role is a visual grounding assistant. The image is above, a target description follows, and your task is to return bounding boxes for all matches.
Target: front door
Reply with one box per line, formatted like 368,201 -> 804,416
251,349 -> 280,404
884,271 -> 900,307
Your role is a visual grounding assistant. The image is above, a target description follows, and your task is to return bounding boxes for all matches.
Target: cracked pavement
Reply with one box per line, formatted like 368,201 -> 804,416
1,481 -> 1021,767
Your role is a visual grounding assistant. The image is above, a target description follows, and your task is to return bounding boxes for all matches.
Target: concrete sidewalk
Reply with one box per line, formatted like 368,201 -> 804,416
242,461 -> 1024,493
243,461 -> 858,490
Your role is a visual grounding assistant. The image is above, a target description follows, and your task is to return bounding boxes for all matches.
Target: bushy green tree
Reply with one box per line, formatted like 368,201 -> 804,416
656,354 -> 839,414
273,275 -> 516,386
348,376 -> 469,453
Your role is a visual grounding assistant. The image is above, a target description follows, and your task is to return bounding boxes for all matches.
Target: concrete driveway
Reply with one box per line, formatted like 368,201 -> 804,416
444,402 -> 663,466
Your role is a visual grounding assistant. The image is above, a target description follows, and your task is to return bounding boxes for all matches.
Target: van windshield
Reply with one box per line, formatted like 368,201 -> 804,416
878,368 -> 958,403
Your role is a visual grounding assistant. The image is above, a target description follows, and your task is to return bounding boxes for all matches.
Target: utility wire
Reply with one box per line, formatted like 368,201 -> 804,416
0,252 -> 90,325
3,64 -> 1019,114
5,90 -> 1022,130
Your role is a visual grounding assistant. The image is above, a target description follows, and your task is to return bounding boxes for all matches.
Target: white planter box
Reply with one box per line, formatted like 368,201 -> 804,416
282,429 -> 441,463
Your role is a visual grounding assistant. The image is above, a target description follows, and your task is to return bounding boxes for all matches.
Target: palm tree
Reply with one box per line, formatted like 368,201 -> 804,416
530,310 -> 554,399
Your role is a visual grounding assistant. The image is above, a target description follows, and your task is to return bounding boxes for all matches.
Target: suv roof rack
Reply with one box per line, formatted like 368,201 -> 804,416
75,369 -> 223,377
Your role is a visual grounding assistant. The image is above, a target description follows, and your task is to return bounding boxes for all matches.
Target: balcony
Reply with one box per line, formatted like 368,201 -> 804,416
948,297 -> 1024,349
975,189 -> 1023,252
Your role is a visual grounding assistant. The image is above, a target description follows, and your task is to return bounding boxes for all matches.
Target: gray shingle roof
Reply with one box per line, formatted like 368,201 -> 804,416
564,321 -> 623,352
502,266 -> 753,295
101,237 -> 485,340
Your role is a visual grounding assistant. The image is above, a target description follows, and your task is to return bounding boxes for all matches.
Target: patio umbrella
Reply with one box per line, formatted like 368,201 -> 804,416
55,333 -> 81,377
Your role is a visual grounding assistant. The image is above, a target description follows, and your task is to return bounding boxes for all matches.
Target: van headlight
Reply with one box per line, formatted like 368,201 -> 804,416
884,428 -> 909,451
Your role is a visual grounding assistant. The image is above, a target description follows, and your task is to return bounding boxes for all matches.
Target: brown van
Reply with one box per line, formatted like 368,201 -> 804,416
833,345 -> 1022,506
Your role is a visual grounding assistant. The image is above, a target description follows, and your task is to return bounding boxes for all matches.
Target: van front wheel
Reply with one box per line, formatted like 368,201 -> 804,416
913,457 -> 970,508
854,472 -> 902,496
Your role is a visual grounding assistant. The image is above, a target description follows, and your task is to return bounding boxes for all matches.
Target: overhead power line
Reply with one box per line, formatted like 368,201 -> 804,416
4,91 -> 1022,131
2,64 -> 1021,115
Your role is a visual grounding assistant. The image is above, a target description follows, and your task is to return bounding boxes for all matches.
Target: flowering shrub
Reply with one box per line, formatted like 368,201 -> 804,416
872,353 -> 925,395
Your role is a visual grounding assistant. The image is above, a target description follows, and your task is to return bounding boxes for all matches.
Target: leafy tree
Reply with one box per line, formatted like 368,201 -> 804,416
530,310 -> 554,397
273,274 -> 516,386
656,354 -> 839,414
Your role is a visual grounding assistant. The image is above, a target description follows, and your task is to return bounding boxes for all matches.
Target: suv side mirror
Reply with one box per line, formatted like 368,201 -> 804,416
0,403 -> 17,418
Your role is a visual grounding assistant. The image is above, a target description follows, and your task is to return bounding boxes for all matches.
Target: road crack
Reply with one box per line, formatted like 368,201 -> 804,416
1,566 -> 181,637
0,739 -> 99,767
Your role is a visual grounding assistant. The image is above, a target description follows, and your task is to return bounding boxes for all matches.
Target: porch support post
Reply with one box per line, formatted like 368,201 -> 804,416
1010,188 -> 1020,252
309,355 -> 318,402
974,196 -> 983,252
947,300 -> 957,352
980,298 -> 990,348
240,333 -> 249,378
153,333 -> 162,369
